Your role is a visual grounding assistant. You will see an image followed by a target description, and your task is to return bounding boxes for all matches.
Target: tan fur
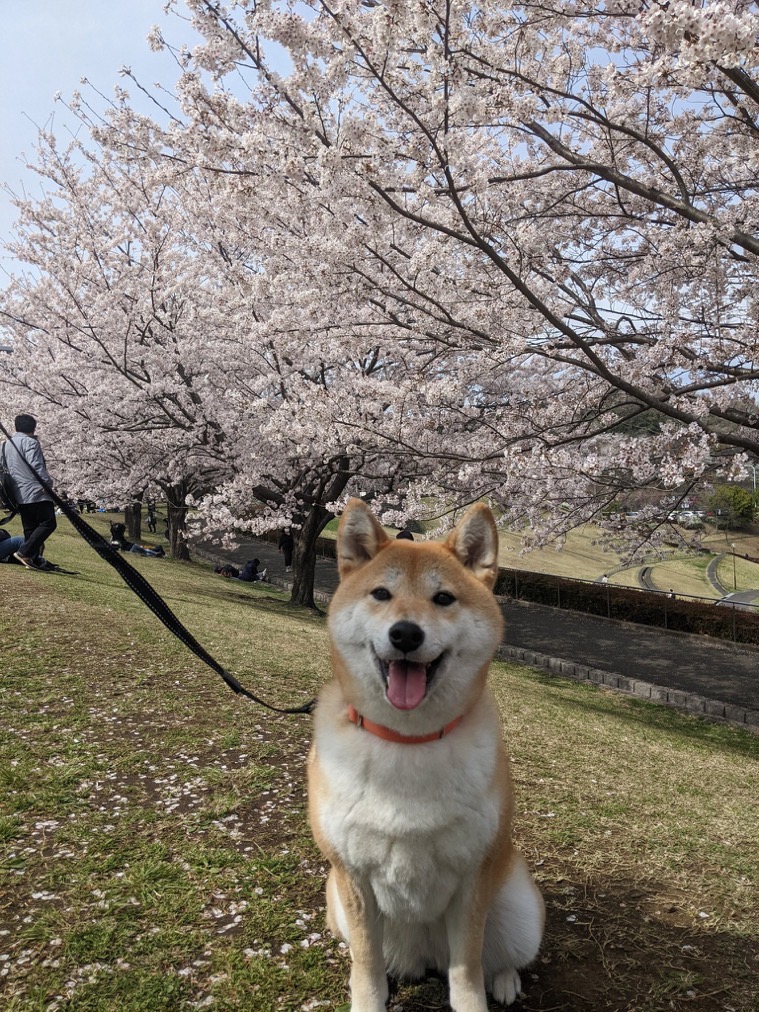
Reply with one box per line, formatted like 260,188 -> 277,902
308,500 -> 544,1011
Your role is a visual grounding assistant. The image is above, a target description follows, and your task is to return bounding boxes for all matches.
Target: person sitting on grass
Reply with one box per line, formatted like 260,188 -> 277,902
128,542 -> 165,558
238,558 -> 267,582
0,532 -> 24,563
0,530 -> 60,570
214,563 -> 240,579
109,522 -> 132,551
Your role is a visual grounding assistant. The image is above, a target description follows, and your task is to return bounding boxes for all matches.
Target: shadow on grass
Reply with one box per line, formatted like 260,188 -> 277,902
384,869 -> 756,1012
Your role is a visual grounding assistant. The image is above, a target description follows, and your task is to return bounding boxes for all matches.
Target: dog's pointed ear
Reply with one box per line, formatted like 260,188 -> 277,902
337,499 -> 390,579
446,504 -> 499,589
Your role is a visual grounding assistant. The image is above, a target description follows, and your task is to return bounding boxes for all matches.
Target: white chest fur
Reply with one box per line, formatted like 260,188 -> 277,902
315,713 -> 502,923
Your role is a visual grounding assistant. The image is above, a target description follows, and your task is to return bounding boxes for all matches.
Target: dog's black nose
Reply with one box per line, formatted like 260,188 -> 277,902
389,621 -> 425,654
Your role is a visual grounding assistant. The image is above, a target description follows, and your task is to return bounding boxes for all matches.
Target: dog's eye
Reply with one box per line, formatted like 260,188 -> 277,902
433,591 -> 456,606
371,587 -> 392,601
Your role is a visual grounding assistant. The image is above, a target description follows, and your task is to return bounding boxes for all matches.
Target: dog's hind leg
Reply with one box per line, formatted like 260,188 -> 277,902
326,867 -> 388,1012
483,852 -> 544,1007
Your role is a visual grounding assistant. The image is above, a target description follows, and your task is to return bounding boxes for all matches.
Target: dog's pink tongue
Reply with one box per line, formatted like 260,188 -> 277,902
386,660 -> 427,710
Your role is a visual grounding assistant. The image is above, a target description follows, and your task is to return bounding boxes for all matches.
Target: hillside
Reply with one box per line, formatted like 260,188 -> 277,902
1,521 -> 758,1011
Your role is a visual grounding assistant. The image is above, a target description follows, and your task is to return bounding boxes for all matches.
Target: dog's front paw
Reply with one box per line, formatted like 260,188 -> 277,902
448,994 -> 489,1012
349,978 -> 389,1012
349,999 -> 387,1012
490,967 -> 522,1006
447,978 -> 489,1012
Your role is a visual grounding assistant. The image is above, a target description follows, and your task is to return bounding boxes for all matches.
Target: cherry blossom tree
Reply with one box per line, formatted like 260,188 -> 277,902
0,104 -> 440,604
0,127 -> 245,560
153,0 -> 759,552
7,0 -> 759,599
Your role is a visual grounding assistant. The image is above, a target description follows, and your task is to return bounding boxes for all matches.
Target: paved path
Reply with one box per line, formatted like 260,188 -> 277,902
719,590 -> 759,609
638,566 -> 656,591
503,600 -> 758,715
194,536 -> 759,726
707,554 -> 730,596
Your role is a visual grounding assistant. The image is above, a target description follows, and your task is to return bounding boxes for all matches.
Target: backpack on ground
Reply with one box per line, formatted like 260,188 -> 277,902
0,442 -> 19,524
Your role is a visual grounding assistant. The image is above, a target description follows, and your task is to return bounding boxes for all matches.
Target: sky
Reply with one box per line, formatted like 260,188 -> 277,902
0,2 -> 201,282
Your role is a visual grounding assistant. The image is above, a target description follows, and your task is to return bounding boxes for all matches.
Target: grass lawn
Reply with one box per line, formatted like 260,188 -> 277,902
715,553 -> 759,595
642,557 -> 719,600
1,519 -> 758,1011
323,517 -> 628,582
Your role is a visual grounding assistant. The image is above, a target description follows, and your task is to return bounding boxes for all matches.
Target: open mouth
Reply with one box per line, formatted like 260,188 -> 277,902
375,652 -> 446,710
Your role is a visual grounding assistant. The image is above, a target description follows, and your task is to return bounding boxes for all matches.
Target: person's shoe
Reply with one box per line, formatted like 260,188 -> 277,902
14,552 -> 42,570
260,568 -> 268,580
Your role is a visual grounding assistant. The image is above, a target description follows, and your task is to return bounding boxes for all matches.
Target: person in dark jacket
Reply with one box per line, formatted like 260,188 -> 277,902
109,522 -> 132,551
278,529 -> 294,572
4,414 -> 57,569
239,558 -> 267,582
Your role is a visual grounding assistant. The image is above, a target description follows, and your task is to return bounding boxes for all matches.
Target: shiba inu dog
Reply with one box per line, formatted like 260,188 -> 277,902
308,499 -> 544,1011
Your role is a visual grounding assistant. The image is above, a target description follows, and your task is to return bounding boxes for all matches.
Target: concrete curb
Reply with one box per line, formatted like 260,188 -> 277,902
496,644 -> 759,735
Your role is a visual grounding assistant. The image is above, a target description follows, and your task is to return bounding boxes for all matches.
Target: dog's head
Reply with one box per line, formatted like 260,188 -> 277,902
328,500 -> 504,732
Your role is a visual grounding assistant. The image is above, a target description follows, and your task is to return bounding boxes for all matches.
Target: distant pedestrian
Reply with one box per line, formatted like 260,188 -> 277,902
601,573 -> 609,584
396,529 -> 414,541
147,503 -> 157,534
278,529 -> 294,572
3,414 -> 57,570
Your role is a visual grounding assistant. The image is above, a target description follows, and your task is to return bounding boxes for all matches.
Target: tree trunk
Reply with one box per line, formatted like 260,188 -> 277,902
288,466 -> 353,608
290,506 -> 330,608
164,482 -> 191,561
124,494 -> 143,542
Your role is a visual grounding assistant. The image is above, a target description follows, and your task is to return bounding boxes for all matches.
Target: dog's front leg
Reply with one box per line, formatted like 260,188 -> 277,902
445,882 -> 489,1012
331,865 -> 387,1012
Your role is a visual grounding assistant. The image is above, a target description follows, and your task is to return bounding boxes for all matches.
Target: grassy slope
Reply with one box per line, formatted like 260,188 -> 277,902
1,519 -> 758,1011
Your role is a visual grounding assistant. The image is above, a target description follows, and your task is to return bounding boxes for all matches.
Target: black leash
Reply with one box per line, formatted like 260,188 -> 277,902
0,422 -> 315,715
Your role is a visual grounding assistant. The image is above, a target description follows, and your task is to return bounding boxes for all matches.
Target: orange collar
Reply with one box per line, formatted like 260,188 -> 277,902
347,704 -> 464,744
